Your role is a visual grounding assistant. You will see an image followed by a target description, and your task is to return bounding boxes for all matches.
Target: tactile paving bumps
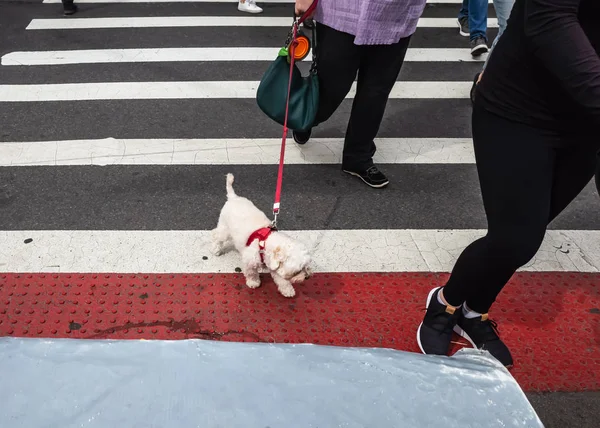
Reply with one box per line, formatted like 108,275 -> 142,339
0,272 -> 598,392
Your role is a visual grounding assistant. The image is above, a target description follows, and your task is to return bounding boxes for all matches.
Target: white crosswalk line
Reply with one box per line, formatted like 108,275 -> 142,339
26,16 -> 498,30
1,230 -> 598,273
2,48 -> 487,66
0,81 -> 472,101
0,138 -> 476,166
41,0 -> 492,4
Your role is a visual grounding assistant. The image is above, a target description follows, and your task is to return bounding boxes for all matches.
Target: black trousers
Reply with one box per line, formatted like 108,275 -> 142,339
312,23 -> 411,171
596,150 -> 600,194
443,105 -> 600,313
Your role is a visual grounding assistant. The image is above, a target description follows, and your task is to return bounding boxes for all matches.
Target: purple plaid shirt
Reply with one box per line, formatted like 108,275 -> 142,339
313,0 -> 427,45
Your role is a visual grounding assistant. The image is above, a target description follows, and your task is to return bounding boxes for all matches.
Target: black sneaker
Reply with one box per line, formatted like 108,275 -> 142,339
457,16 -> 469,37
63,0 -> 78,15
454,313 -> 514,368
293,129 -> 311,145
417,287 -> 462,356
343,165 -> 389,188
470,72 -> 480,105
470,37 -> 489,56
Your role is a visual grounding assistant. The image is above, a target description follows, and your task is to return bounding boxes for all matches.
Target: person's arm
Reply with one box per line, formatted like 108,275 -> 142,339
295,0 -> 316,17
524,0 -> 600,122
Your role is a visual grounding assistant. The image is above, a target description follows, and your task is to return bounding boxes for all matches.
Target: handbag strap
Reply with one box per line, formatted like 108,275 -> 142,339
299,1 -> 318,74
309,21 -> 317,75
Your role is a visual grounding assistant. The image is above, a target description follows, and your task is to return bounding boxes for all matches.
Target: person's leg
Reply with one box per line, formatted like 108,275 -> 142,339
468,0 -> 490,56
417,105 -> 559,365
547,141 -> 600,220
596,150 -> 600,196
340,35 -> 411,188
292,23 -> 361,144
457,0 -> 470,37
470,0 -> 516,103
450,131 -> 600,366
464,133 -> 600,314
62,0 -> 77,15
442,112 -> 556,309
481,0 -> 515,70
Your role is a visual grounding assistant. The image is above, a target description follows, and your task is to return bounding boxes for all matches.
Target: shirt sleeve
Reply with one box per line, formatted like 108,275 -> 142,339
523,0 -> 600,124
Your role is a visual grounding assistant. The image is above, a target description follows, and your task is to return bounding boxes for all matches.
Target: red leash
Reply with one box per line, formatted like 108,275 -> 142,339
272,0 -> 318,227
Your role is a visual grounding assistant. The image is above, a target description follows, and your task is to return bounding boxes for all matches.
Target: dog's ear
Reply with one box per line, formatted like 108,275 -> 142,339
304,265 -> 313,279
267,245 -> 284,271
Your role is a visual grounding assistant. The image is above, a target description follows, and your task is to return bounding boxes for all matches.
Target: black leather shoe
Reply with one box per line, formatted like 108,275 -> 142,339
292,129 -> 311,145
63,0 -> 78,15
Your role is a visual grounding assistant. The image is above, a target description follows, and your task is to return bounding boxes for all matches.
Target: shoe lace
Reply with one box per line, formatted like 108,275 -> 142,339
422,307 -> 458,334
476,317 -> 501,342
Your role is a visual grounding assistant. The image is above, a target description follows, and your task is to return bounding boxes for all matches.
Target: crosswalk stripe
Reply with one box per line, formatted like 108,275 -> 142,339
41,0 -> 492,4
0,81 -> 472,101
1,48 -> 487,66
1,230 -> 598,273
26,17 -> 498,30
0,138 -> 476,166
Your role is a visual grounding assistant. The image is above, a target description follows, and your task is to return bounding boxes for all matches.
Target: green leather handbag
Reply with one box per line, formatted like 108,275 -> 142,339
256,21 -> 319,132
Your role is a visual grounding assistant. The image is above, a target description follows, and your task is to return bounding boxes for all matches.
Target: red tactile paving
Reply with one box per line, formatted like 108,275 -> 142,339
0,272 -> 598,392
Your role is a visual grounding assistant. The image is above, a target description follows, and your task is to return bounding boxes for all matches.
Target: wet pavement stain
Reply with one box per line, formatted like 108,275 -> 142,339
69,322 -> 82,330
85,318 -> 262,342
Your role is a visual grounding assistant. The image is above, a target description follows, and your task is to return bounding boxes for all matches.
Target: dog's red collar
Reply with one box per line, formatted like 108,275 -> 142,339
246,226 -> 276,264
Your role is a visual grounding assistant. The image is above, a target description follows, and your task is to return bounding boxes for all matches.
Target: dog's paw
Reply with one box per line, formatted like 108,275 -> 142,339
278,286 -> 296,298
246,278 -> 261,289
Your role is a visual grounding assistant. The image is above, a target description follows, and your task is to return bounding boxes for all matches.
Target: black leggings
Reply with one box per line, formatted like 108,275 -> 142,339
312,23 -> 411,170
443,105 -> 600,313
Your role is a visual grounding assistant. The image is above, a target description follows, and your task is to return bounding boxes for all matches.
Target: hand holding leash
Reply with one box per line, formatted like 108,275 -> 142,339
295,0 -> 316,19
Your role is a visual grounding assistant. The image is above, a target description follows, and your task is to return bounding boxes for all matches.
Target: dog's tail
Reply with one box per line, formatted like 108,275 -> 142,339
226,173 -> 237,198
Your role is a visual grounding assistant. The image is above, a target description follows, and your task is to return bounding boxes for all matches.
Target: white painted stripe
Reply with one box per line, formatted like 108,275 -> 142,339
1,230 -> 598,273
0,81 -> 471,102
1,48 -> 486,66
26,16 -> 498,30
40,0 -> 305,2
41,0 -> 492,4
0,138 -> 475,166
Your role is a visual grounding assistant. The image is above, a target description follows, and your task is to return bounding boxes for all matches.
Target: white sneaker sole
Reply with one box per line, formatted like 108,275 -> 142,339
471,44 -> 489,56
457,18 -> 469,37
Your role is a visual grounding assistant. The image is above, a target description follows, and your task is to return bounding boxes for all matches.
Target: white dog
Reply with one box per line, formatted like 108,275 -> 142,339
211,173 -> 313,297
